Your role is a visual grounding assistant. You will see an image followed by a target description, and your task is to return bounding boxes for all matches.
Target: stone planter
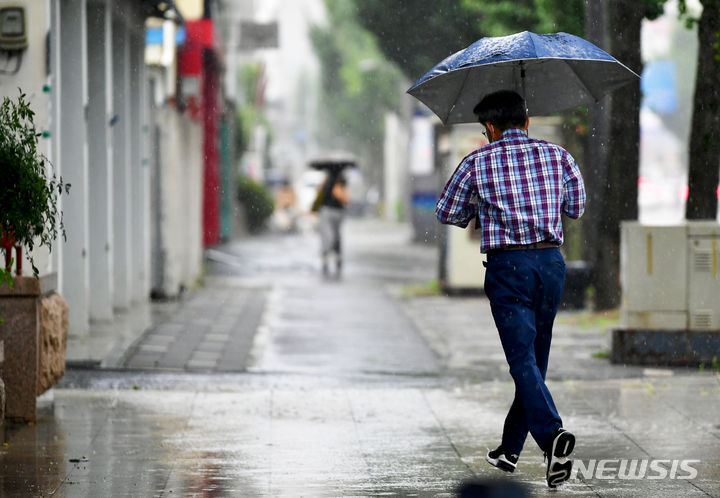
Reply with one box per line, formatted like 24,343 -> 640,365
0,274 -> 68,422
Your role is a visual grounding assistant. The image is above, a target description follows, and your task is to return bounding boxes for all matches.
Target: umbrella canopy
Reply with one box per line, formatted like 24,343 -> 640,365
407,31 -> 639,124
308,153 -> 357,172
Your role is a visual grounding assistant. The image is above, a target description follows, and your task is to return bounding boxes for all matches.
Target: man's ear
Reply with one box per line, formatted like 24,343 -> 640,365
524,116 -> 530,131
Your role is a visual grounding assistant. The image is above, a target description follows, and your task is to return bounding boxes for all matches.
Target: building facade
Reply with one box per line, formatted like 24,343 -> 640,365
0,0 -> 233,338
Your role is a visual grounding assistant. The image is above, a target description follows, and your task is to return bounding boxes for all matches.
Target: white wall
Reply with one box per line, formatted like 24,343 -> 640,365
2,0 -> 203,341
182,118 -> 204,291
150,104 -> 203,297
0,0 -> 53,276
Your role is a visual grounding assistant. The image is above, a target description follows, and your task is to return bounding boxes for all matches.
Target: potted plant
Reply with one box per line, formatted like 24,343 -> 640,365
0,91 -> 69,276
0,91 -> 70,422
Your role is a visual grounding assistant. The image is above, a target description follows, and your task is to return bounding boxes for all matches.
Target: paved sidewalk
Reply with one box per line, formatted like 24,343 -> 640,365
14,370 -> 720,497
2,218 -> 719,497
120,285 -> 265,372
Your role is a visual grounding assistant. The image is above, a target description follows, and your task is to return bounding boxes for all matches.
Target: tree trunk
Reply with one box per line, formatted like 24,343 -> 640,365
593,0 -> 643,310
583,0 -> 610,293
685,0 -> 720,220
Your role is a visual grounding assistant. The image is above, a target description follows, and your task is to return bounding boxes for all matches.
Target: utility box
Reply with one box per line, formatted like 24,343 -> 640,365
614,221 -> 720,365
620,224 -> 688,329
438,124 -> 487,292
687,222 -> 720,330
620,221 -> 720,330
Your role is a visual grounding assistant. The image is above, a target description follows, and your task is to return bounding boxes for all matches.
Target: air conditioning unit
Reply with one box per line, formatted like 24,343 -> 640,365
620,221 -> 720,331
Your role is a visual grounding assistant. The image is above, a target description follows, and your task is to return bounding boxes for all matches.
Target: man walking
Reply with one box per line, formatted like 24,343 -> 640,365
435,90 -> 585,488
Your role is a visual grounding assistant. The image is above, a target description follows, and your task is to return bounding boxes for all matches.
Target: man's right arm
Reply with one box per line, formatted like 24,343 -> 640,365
436,161 -> 477,227
562,154 -> 586,219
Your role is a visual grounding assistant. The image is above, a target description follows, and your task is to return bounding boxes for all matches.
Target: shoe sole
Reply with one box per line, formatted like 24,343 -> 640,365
552,431 -> 575,459
547,431 -> 575,488
548,459 -> 573,487
486,454 -> 516,473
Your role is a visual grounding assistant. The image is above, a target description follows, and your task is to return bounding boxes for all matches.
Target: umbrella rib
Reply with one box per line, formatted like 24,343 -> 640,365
528,32 -> 539,58
446,68 -> 473,124
524,32 -> 539,100
563,59 -> 614,102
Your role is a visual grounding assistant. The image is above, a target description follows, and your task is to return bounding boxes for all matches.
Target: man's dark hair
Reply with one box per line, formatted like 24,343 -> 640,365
473,90 -> 528,130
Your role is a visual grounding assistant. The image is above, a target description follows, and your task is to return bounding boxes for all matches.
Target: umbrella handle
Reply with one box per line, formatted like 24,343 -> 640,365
520,61 -> 527,103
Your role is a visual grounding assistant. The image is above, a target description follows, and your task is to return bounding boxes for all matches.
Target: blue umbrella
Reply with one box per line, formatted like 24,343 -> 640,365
407,31 -> 639,124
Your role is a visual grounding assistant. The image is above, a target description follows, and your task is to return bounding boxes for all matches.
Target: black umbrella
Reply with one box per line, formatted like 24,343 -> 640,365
308,153 -> 357,173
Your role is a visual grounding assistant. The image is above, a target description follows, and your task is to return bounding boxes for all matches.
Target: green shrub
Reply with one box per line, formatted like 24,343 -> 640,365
236,175 -> 274,233
0,92 -> 69,277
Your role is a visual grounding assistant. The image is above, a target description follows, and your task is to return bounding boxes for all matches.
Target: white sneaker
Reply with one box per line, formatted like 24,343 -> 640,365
545,428 -> 575,488
486,446 -> 519,473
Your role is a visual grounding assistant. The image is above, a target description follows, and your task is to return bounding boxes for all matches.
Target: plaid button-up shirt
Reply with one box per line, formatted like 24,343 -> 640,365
436,128 -> 585,253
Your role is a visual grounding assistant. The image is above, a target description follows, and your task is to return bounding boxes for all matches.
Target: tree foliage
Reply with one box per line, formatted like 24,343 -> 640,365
236,175 -> 274,233
235,63 -> 271,156
311,0 -> 405,159
461,0 -> 584,37
353,0 -> 585,83
352,0 -> 481,81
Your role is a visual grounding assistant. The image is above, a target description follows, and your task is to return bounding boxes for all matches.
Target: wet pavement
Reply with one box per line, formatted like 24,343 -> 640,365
2,218 -> 719,497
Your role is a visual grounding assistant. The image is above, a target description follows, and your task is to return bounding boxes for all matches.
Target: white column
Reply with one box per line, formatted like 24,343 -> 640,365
147,74 -> 163,295
86,0 -> 114,321
128,32 -> 148,303
181,119 -> 203,287
112,20 -> 132,310
140,51 -> 151,301
59,0 -> 90,336
49,0 -> 62,285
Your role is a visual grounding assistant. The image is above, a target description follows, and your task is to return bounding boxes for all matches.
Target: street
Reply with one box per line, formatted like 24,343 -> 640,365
3,218 -> 719,497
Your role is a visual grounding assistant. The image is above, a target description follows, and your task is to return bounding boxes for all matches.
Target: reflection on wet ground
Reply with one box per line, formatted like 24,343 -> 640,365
2,373 -> 716,497
2,220 -> 719,497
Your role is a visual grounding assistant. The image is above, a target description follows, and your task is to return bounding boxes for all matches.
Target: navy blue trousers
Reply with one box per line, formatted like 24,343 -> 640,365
484,248 -> 566,454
